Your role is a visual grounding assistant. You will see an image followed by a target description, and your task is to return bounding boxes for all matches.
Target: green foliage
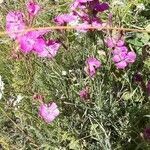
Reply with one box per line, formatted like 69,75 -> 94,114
0,0 -> 150,149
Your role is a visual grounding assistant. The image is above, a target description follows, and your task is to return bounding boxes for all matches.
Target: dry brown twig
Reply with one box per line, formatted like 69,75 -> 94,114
0,25 -> 150,37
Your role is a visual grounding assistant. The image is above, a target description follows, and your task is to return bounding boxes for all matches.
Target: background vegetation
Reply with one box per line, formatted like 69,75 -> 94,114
0,0 -> 150,149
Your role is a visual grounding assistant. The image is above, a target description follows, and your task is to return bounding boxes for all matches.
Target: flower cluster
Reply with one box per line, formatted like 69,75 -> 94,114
54,0 -> 109,32
6,1 -> 61,58
5,0 -> 140,125
6,1 -> 61,124
106,36 -> 136,69
18,31 -> 61,58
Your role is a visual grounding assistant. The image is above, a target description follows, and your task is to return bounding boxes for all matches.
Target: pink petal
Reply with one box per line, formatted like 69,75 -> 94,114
126,51 -> 136,63
115,61 -> 127,69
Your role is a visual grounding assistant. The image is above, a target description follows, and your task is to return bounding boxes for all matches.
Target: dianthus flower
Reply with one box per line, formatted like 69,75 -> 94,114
33,39 -> 61,58
38,102 -> 59,123
70,0 -> 109,32
54,13 -> 77,25
17,31 -> 37,53
26,0 -> 40,16
112,47 -> 136,69
84,57 -> 101,77
105,37 -> 124,48
6,11 -> 25,39
106,36 -> 136,69
17,30 -> 49,54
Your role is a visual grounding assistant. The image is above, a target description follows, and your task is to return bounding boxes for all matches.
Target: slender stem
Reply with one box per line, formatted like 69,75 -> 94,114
1,26 -> 150,36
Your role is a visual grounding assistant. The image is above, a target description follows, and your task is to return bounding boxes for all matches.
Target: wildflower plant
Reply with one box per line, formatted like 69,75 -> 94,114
0,0 -> 150,149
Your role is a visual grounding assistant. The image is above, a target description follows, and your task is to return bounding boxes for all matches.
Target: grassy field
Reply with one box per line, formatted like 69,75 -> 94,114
0,0 -> 150,149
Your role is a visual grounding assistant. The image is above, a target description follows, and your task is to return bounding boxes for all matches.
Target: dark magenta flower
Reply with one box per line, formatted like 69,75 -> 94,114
84,57 -> 101,77
143,128 -> 150,140
94,2 -> 109,12
133,72 -> 143,83
79,87 -> 90,100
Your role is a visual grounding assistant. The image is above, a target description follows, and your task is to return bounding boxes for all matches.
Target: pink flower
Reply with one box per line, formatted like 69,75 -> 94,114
34,39 -> 61,58
84,57 -> 101,77
76,22 -> 90,32
115,61 -> 128,69
17,31 -> 36,53
125,51 -> 136,63
79,87 -> 90,100
38,102 -> 59,124
26,1 -> 40,16
106,36 -> 136,69
17,30 -> 49,54
6,11 -> 25,39
105,37 -> 124,49
54,13 -> 77,25
112,48 -> 136,69
6,11 -> 24,24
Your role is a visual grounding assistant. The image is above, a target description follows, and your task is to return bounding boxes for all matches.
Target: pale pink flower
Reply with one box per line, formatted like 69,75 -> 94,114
106,36 -> 136,69
76,22 -> 90,32
26,0 -> 40,16
6,11 -> 25,39
125,51 -> 136,63
84,57 -> 101,77
38,102 -> 59,124
34,39 -> 61,58
54,13 -> 77,25
6,11 -> 24,24
105,37 -> 124,49
112,48 -> 136,69
115,61 -> 128,69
